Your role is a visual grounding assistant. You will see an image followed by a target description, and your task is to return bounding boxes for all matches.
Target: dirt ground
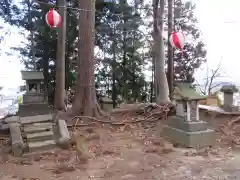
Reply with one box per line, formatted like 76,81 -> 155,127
0,117 -> 239,180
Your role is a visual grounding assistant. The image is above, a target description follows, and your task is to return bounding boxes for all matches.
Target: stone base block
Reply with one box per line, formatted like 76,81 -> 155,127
57,119 -> 70,149
5,116 -> 19,124
19,103 -> 53,117
168,116 -> 208,132
161,125 -> 215,148
9,123 -> 24,157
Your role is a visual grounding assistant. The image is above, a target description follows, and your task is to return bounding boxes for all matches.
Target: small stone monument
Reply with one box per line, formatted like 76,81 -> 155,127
162,82 -> 215,148
220,84 -> 238,112
100,97 -> 113,111
19,70 -> 52,117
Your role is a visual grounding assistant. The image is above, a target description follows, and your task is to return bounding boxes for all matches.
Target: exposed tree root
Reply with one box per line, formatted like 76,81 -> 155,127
69,102 -> 173,130
63,89 -> 174,128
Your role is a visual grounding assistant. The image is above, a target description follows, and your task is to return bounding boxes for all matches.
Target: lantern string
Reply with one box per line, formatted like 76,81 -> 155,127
35,0 -> 240,25
34,0 -> 151,16
34,0 -> 177,25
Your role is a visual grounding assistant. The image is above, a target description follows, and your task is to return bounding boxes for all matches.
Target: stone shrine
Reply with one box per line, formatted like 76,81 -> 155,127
19,70 -> 52,117
100,97 -> 114,112
162,82 -> 215,148
220,84 -> 238,112
5,71 -> 70,157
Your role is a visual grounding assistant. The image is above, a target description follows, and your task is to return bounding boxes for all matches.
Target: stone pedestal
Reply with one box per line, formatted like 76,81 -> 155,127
23,93 -> 45,104
19,92 -> 52,117
220,84 -> 238,112
162,116 -> 215,148
19,103 -> 52,117
223,92 -> 234,112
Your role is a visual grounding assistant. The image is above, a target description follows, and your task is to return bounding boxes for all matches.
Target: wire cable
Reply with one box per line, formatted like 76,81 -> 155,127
33,0 -> 151,16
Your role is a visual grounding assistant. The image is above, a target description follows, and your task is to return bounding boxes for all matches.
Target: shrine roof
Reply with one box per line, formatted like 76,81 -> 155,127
220,84 -> 238,93
173,82 -> 206,101
21,71 -> 44,80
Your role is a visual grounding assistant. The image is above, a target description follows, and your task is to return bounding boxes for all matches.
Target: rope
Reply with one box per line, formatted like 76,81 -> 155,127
34,0 -> 240,25
33,0 -> 150,16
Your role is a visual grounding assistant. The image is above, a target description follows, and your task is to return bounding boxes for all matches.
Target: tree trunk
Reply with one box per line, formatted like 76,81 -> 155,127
150,64 -> 154,102
43,44 -> 49,102
152,0 -> 170,104
167,0 -> 173,99
54,0 -> 66,110
120,0 -> 128,101
72,0 -> 100,117
112,25 -> 117,108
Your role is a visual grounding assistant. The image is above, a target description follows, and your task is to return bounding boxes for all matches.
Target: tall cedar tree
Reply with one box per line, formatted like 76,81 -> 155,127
72,0 -> 101,117
152,0 -> 170,103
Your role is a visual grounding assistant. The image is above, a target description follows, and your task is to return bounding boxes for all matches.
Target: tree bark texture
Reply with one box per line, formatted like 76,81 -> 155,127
43,44 -> 49,102
55,0 -> 66,110
112,26 -> 117,108
167,0 -> 173,99
72,0 -> 100,117
152,0 -> 170,104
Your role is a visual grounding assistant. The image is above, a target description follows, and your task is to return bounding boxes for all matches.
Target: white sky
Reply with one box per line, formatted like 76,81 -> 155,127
193,0 -> 240,86
0,0 -> 240,88
0,19 -> 25,88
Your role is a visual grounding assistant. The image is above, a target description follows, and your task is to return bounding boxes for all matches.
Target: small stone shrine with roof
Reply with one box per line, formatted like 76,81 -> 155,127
19,70 -> 52,117
162,81 -> 215,148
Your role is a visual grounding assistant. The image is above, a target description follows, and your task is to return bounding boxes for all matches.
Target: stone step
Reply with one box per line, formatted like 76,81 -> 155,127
23,148 -> 61,158
26,131 -> 54,142
28,140 -> 56,152
24,123 -> 53,134
20,114 -> 52,125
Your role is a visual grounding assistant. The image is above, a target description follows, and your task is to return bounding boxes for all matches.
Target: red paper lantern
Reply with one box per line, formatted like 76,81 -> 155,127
45,9 -> 61,28
169,31 -> 186,49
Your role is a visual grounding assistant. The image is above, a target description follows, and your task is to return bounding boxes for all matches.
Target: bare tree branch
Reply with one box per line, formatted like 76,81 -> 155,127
199,57 -> 224,95
207,58 -> 222,94
203,66 -> 209,94
209,82 -> 225,92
